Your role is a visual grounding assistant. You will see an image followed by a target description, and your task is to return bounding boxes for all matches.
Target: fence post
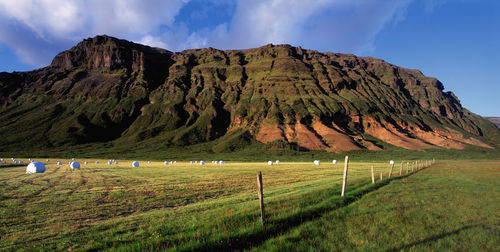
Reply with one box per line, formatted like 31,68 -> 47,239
371,165 -> 375,184
406,161 -> 409,174
388,162 -> 394,178
257,171 -> 265,227
380,172 -> 383,181
341,156 -> 349,197
399,161 -> 403,176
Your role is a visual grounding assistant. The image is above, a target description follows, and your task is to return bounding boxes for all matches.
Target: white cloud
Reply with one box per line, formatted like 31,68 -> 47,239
138,35 -> 167,49
206,0 -> 411,54
0,0 -> 188,66
0,0 -> 411,68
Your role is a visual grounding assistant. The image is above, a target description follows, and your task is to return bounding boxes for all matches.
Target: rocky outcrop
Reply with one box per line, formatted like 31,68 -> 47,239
0,35 -> 498,153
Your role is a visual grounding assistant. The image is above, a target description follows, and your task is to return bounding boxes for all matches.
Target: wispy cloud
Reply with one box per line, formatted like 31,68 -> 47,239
0,0 -> 188,66
0,0 -> 411,68
206,0 -> 411,53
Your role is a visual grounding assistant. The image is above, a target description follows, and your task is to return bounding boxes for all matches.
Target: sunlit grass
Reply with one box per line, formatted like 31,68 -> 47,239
0,158 -> 473,251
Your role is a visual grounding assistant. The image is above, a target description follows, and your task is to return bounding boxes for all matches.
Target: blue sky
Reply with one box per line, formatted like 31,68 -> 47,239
0,0 -> 498,116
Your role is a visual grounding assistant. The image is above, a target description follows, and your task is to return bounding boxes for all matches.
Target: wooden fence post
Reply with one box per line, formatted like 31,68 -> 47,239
388,162 -> 394,178
257,171 -> 265,227
399,161 -> 403,176
406,161 -> 409,174
341,156 -> 349,197
380,172 -> 383,181
371,165 -> 375,184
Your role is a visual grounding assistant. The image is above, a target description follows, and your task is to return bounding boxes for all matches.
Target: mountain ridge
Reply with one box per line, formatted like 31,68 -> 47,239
0,35 -> 498,154
484,117 -> 500,128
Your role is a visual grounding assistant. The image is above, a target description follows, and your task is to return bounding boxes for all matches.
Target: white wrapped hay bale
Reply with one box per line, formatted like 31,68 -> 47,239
84,161 -> 88,165
70,161 -> 80,169
72,158 -> 75,160
164,161 -> 169,165
108,160 -> 112,165
332,160 -> 337,164
200,161 -> 205,165
148,161 -> 151,164
115,161 -> 118,165
190,161 -> 193,164
96,161 -> 99,164
275,160 -> 280,164
132,161 -> 139,167
57,161 -> 62,165
314,160 -> 320,165
389,160 -> 395,165
268,161 -> 273,165
219,160 -> 224,164
26,161 -> 45,174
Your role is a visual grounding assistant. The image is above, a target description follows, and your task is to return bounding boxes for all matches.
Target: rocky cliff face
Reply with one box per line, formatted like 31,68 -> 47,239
0,35 -> 498,153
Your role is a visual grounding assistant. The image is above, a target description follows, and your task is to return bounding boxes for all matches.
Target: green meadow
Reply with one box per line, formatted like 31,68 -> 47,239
0,159 -> 498,251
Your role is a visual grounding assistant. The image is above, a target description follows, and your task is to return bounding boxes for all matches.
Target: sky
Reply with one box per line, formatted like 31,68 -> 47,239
0,0 -> 498,116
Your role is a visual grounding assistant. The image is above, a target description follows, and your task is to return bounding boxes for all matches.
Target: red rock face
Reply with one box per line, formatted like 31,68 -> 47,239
0,35 -> 498,152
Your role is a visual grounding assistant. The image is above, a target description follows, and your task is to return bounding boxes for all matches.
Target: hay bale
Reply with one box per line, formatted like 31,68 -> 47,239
72,158 -> 75,160
96,161 -> 99,164
314,160 -> 320,165
108,160 -> 112,165
164,161 -> 169,165
84,161 -> 88,165
200,161 -> 205,165
132,161 -> 139,167
70,161 -> 80,169
275,160 -> 280,164
57,161 -> 62,165
332,160 -> 337,164
190,161 -> 193,164
219,160 -> 224,164
114,161 -> 118,164
268,161 -> 273,165
148,161 -> 151,164
389,160 -> 394,165
26,161 -> 46,174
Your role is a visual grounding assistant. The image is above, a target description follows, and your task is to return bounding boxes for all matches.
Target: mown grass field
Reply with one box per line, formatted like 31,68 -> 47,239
0,158 -> 498,251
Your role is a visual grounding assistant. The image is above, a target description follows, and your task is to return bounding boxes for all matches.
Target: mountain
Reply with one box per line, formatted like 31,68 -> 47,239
0,35 -> 499,155
484,117 -> 500,128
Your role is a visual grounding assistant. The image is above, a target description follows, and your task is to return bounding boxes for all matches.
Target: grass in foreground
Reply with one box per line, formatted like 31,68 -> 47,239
0,159 -> 497,251
253,161 -> 500,251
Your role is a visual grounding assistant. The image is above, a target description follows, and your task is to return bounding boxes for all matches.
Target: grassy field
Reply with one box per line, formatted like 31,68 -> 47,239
0,158 -> 498,251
